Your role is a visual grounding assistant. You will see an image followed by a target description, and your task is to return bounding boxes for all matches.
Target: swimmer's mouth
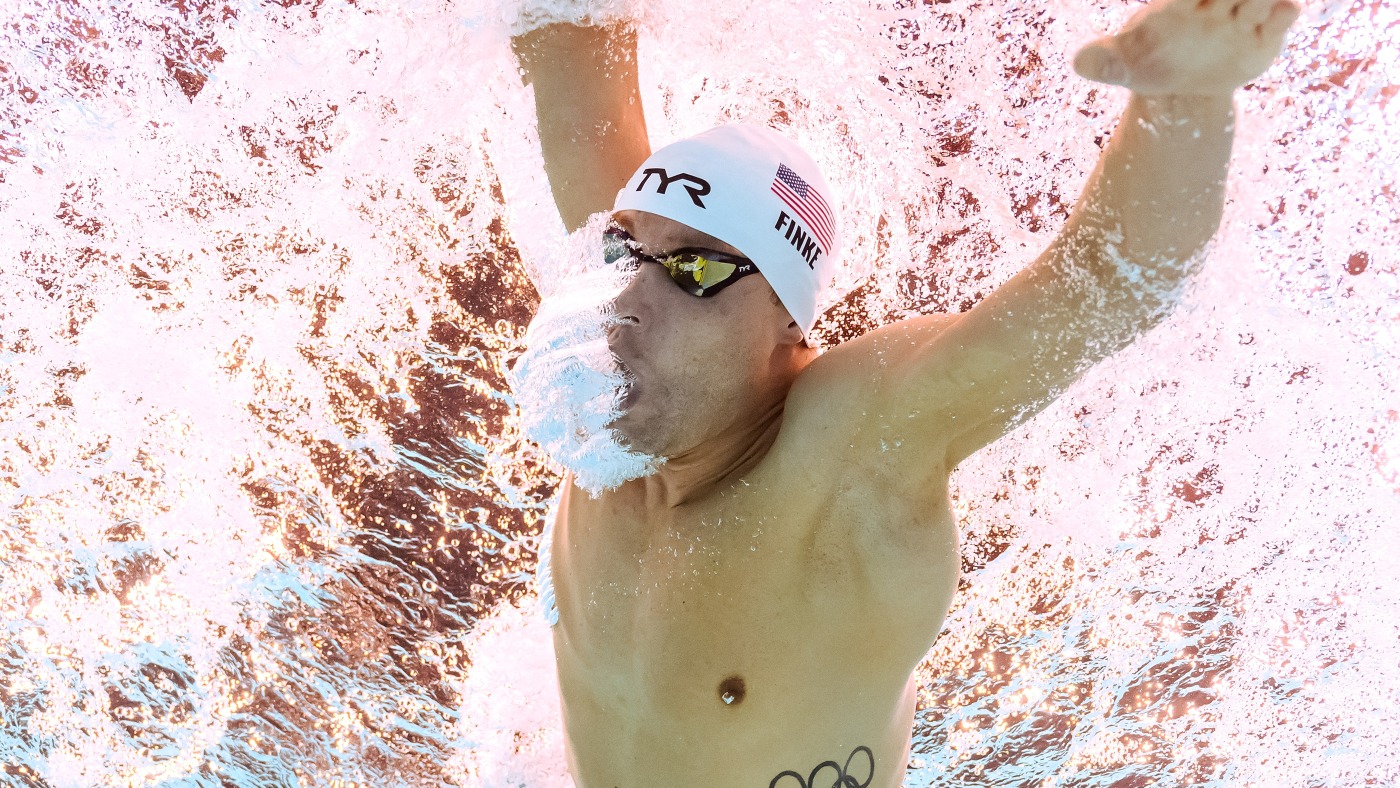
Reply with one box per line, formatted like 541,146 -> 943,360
613,354 -> 639,409
619,379 -> 640,408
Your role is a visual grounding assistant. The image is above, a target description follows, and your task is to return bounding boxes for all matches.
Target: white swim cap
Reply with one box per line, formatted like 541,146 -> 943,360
612,124 -> 840,339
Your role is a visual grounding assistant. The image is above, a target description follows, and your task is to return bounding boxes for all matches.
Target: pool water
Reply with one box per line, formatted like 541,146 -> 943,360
1,0 -> 1397,785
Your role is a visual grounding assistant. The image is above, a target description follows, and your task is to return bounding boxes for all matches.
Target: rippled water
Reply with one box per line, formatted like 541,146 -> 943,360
2,0 -> 1397,785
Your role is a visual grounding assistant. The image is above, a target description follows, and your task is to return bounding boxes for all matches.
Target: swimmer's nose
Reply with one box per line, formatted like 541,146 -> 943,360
611,273 -> 646,331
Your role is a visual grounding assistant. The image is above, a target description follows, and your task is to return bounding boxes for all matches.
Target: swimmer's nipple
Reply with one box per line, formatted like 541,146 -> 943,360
719,675 -> 746,706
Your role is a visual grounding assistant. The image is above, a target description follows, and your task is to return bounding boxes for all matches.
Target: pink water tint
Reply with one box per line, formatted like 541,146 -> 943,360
1,0 -> 1397,785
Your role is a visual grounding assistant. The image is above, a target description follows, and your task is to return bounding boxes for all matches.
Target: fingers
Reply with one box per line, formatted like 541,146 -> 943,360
1196,0 -> 1234,19
1204,0 -> 1299,29
1225,0 -> 1300,37
1234,0 -> 1276,27
1073,39 -> 1129,87
1260,0 -> 1301,38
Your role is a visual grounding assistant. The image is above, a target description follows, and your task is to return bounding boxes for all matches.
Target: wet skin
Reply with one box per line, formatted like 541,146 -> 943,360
550,441 -> 957,787
551,211 -> 961,787
518,0 -> 1300,782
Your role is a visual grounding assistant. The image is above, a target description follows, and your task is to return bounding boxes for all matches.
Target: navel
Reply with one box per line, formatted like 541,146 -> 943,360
718,675 -> 746,706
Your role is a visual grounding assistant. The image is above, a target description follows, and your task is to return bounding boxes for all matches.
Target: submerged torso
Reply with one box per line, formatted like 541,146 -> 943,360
549,342 -> 963,787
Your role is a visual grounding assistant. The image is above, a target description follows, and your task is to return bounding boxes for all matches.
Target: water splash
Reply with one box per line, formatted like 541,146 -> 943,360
1,0 -> 1396,785
506,211 -> 664,497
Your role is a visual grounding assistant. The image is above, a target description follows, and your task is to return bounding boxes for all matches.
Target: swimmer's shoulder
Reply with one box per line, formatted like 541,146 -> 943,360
786,312 -> 963,417
767,312 -> 963,482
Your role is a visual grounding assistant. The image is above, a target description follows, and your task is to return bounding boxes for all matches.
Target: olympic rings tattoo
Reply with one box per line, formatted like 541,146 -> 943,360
767,745 -> 874,788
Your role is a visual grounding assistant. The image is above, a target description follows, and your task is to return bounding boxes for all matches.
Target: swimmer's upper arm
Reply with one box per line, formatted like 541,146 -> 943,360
876,238 -> 1179,471
512,23 -> 651,231
865,93 -> 1236,472
784,239 -> 1172,487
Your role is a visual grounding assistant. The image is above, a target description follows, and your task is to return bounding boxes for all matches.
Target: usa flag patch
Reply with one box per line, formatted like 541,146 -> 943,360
770,163 -> 834,254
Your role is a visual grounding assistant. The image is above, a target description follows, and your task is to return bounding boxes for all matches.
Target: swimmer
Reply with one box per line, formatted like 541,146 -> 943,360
509,0 -> 1299,784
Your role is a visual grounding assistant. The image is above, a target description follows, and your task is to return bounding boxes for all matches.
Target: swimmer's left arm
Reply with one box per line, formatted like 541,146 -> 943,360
863,0 -> 1300,471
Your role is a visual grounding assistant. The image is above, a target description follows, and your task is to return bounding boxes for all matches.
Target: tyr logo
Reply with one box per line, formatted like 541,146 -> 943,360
636,168 -> 711,208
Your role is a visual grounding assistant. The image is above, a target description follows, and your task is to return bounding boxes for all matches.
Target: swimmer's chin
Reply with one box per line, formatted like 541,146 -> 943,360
605,409 -> 663,459
605,411 -> 641,448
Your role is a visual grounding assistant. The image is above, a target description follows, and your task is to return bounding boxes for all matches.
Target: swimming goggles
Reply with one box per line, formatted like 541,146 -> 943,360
603,223 -> 759,297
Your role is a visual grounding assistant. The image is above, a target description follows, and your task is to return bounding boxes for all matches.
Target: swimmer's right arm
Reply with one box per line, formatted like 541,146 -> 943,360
512,23 -> 652,231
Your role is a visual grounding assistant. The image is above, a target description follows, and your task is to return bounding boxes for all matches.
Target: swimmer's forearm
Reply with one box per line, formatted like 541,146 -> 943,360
1056,92 -> 1234,297
512,23 -> 652,231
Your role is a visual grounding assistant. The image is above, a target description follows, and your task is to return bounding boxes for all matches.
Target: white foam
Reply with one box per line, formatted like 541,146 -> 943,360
447,596 -> 572,788
508,213 -> 665,496
1,0 -> 1396,784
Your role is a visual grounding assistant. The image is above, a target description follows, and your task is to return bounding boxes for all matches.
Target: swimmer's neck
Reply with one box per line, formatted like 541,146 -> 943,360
613,344 -> 814,509
636,396 -> 787,510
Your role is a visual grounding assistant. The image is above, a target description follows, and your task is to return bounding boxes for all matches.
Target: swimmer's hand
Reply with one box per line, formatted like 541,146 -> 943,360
1073,0 -> 1301,95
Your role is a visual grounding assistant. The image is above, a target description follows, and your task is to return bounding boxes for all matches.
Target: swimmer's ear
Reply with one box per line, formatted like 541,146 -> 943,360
766,288 -> 806,347
779,318 -> 805,349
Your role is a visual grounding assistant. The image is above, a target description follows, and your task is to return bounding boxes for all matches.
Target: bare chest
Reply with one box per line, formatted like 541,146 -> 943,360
550,477 -> 959,726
